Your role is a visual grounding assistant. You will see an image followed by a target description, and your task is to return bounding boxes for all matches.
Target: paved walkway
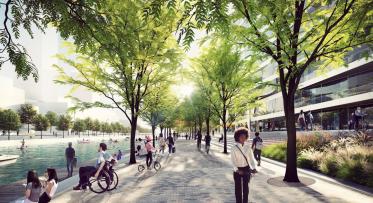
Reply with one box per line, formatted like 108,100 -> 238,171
52,140 -> 373,203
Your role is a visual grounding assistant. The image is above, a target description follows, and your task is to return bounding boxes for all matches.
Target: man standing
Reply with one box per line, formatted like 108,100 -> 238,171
251,132 -> 263,166
167,134 -> 174,155
65,142 -> 75,177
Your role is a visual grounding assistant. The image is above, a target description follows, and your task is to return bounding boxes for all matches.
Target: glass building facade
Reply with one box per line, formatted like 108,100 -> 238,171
249,47 -> 373,132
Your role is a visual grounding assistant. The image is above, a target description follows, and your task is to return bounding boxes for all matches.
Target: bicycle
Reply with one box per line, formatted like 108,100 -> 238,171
88,160 -> 119,193
138,151 -> 161,172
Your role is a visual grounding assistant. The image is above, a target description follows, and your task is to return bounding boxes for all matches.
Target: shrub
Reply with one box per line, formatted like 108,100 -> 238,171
319,154 -> 339,176
296,132 -> 333,151
262,143 -> 287,162
297,148 -> 322,171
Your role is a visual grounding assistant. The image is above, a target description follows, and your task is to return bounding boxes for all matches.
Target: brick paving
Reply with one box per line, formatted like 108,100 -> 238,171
52,140 -> 373,203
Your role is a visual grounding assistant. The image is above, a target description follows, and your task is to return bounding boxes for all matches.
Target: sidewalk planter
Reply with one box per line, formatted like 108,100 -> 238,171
262,133 -> 373,188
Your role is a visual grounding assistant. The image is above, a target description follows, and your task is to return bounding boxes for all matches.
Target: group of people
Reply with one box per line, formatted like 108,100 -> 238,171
157,133 -> 175,155
297,110 -> 314,131
24,168 -> 58,203
194,130 -> 212,154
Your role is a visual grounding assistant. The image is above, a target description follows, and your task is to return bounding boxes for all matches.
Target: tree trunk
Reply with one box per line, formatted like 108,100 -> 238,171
8,130 -> 10,140
63,130 -> 64,138
152,125 -> 156,146
283,93 -> 300,182
222,106 -> 228,154
129,116 -> 138,164
41,130 -> 43,139
27,123 -> 30,133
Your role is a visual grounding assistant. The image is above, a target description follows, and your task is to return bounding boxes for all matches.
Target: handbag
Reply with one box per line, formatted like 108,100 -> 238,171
72,157 -> 77,168
235,145 -> 251,175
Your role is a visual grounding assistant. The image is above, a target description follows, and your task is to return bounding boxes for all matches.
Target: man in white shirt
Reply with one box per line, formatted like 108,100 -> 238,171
73,143 -> 110,190
231,127 -> 258,203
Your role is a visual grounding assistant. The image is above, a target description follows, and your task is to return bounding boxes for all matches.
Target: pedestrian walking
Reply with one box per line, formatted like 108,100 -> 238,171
205,133 -> 211,154
117,150 -> 123,160
307,111 -> 314,131
219,134 -> 223,143
65,142 -> 75,177
231,127 -> 257,203
251,132 -> 263,166
167,135 -> 174,155
298,110 -> 307,131
158,133 -> 166,154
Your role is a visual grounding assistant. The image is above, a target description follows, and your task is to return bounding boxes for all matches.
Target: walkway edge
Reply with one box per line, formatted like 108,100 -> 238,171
261,157 -> 373,197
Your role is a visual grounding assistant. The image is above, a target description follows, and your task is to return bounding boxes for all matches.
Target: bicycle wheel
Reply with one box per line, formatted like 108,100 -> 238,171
138,164 -> 145,172
107,171 -> 119,191
89,172 -> 110,194
154,161 -> 161,171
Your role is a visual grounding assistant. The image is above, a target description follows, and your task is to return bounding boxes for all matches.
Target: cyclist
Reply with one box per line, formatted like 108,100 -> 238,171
145,136 -> 155,170
73,143 -> 110,190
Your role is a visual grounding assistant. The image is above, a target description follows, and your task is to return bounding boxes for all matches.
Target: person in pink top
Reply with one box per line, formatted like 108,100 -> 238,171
145,136 -> 154,170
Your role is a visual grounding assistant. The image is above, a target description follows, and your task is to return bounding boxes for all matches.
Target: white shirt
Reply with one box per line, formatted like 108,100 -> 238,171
231,142 -> 257,171
48,179 -> 58,198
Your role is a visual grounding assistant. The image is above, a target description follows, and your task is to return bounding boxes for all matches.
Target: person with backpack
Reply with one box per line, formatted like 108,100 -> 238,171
231,127 -> 257,203
251,132 -> 263,166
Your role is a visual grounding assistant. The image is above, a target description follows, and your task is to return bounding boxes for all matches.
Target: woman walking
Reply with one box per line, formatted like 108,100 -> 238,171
231,127 -> 257,203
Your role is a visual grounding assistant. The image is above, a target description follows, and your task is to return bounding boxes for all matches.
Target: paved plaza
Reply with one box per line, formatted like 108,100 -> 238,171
50,139 -> 373,203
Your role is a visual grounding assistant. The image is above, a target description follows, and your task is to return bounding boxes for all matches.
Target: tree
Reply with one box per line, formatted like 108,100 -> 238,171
141,85 -> 177,146
72,119 -> 86,137
0,0 -> 105,81
45,111 -> 58,134
33,114 -> 50,139
193,42 -> 259,154
57,115 -> 72,138
54,1 -> 181,164
92,119 -> 101,136
0,109 -> 21,140
84,117 -> 93,136
159,0 -> 373,183
18,104 -> 37,133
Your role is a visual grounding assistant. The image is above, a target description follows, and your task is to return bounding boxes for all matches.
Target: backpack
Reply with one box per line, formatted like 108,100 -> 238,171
255,138 -> 263,150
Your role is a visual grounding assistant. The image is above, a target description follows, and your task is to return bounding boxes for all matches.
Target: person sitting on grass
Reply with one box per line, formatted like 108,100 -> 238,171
73,143 -> 110,190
